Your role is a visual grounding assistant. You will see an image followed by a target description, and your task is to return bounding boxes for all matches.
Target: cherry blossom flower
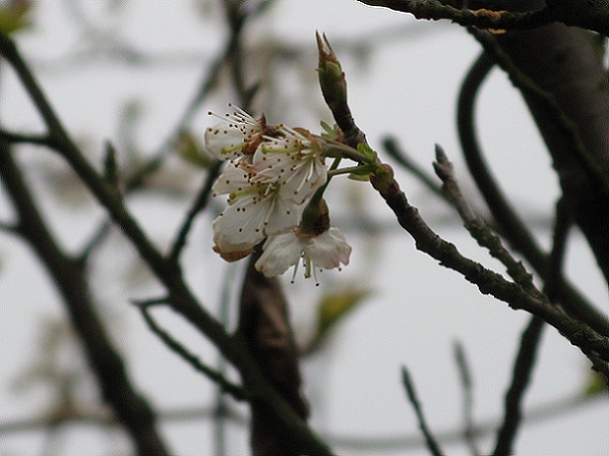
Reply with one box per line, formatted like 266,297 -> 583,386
212,162 -> 300,261
255,226 -> 351,279
251,126 -> 327,204
204,105 -> 266,161
205,106 -> 341,269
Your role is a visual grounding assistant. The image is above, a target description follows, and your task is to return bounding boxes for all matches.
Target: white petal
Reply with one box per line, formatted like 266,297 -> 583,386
261,191 -> 300,235
212,183 -> 299,257
212,162 -> 253,196
278,155 -> 327,204
205,122 -> 251,160
204,107 -> 263,160
212,204 -> 266,252
253,138 -> 327,204
305,228 -> 351,269
255,232 -> 305,277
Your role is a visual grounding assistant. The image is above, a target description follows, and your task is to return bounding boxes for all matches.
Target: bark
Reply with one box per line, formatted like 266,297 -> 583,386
491,0 -> 609,284
239,253 -> 309,455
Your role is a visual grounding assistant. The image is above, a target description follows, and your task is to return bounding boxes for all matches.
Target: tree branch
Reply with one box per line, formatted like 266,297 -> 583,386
0,29 -> 335,456
457,50 -> 609,337
355,0 -> 609,37
167,160 -> 223,263
136,300 -> 246,401
369,164 -> 609,365
0,141 -> 170,456
401,366 -> 445,456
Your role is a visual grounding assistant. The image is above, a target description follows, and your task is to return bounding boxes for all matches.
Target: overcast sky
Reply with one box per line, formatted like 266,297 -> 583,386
1,1 -> 607,455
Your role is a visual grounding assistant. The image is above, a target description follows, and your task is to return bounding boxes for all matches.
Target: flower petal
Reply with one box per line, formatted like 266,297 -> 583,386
252,127 -> 327,204
304,228 -> 351,269
255,232 -> 305,277
212,162 -> 253,196
204,106 -> 264,160
212,177 -> 300,258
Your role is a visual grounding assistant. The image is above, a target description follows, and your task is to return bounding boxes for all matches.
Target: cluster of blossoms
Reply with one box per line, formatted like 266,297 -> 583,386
205,105 -> 351,281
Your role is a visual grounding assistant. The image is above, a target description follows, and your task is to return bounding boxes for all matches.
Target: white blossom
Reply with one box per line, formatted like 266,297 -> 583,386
204,105 -> 265,161
212,162 -> 299,260
255,227 -> 351,278
251,126 -> 327,204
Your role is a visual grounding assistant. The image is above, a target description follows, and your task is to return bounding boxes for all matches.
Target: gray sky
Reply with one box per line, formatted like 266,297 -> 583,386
1,1 -> 607,455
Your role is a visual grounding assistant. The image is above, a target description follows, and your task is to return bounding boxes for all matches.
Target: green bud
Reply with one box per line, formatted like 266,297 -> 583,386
316,32 -> 348,109
369,163 -> 397,196
300,195 -> 330,236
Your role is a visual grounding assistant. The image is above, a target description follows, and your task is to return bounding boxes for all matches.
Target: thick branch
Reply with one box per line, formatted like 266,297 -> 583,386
239,251 -> 310,455
482,17 -> 609,285
356,0 -> 609,36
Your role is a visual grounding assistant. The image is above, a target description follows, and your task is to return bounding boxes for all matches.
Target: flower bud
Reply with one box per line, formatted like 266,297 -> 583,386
316,32 -> 348,110
300,196 -> 330,236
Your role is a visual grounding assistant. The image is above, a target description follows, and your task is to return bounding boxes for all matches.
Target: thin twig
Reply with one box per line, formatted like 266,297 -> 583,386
370,160 -> 609,364
401,366 -> 445,456
137,301 -> 246,401
168,160 -> 223,263
0,129 -> 53,146
433,144 -> 539,293
453,341 -> 479,455
382,136 -> 445,200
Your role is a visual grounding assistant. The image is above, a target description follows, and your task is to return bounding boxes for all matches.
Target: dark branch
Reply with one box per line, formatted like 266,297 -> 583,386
0,129 -> 53,146
369,163 -> 609,365
382,137 -> 445,201
493,316 -> 545,456
401,366 -> 445,456
457,50 -> 609,338
356,0 -> 609,37
0,141 -> 170,456
137,301 -> 246,401
168,160 -> 223,263
433,145 -> 539,293
0,28 -> 335,456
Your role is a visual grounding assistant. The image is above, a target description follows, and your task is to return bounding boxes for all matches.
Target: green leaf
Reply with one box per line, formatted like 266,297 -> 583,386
0,1 -> 33,35
317,289 -> 370,339
176,131 -> 216,169
302,288 -> 371,356
356,142 -> 377,163
583,369 -> 608,397
320,121 -> 341,140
